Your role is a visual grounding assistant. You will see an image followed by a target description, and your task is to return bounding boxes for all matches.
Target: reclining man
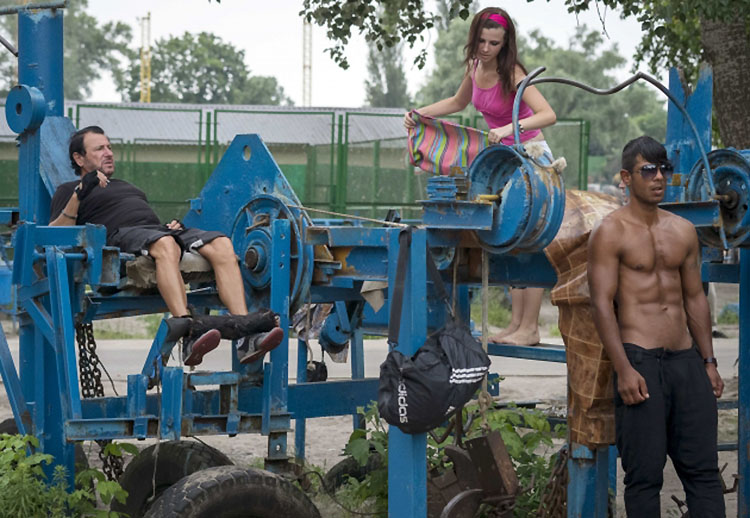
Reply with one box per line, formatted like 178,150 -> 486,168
588,136 -> 725,516
49,126 -> 283,367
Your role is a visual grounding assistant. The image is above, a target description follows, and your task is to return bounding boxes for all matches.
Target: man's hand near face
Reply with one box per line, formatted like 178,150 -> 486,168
75,170 -> 109,200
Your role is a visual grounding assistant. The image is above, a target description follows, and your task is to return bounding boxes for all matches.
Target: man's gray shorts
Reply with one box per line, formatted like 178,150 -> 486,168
110,225 -> 226,257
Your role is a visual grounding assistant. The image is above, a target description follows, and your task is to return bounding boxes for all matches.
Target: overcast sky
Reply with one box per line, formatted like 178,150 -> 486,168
85,0 -> 644,108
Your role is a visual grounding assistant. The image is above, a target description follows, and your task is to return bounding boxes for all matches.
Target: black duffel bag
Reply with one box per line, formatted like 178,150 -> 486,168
378,229 -> 490,434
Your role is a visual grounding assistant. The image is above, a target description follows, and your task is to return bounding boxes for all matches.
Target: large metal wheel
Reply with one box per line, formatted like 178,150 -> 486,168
685,148 -> 750,249
111,440 -> 232,518
230,194 -> 314,314
143,465 -> 321,518
468,145 -> 564,254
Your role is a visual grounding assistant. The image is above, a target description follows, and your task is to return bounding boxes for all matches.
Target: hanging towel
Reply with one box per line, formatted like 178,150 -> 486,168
407,111 -> 489,176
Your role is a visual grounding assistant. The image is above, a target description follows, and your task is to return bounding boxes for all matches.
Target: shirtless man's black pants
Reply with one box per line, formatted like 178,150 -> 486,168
614,343 -> 725,517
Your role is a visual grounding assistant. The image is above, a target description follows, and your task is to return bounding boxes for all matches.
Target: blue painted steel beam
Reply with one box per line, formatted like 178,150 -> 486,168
0,208 -> 18,225
702,262 -> 739,284
420,200 -> 494,229
85,291 -> 224,320
567,443 -> 609,518
76,377 -> 380,426
388,228 -> 428,518
294,338 -> 308,460
660,200 -> 720,227
487,343 -> 567,362
0,323 -> 30,434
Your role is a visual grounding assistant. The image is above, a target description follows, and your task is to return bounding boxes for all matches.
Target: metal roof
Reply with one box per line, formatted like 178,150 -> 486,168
0,101 -> 407,146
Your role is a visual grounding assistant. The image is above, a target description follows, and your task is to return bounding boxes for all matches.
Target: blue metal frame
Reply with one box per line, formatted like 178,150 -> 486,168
2,5 -> 749,518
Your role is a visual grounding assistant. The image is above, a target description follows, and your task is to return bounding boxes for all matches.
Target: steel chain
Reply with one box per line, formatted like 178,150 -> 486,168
75,322 -> 124,481
536,445 -> 568,518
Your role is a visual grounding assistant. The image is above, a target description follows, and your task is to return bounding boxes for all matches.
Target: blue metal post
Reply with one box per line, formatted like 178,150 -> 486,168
664,66 -> 712,201
295,337 -> 308,460
388,228 -> 428,518
15,8 -> 64,225
351,326 -> 365,430
267,219 -> 291,465
567,443 -> 609,518
18,9 -> 64,116
739,248 -> 750,516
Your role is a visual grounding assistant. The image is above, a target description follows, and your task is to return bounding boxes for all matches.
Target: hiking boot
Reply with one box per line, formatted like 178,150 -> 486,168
182,329 -> 221,366
236,327 -> 284,364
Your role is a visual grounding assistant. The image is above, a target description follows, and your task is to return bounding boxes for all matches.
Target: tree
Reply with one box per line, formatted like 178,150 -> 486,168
364,42 -> 411,108
300,0 -> 750,148
116,31 -> 292,105
415,15 -> 471,107
0,0 -> 133,100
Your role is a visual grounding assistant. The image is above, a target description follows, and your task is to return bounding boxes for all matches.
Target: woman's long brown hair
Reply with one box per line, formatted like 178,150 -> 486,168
462,7 -> 527,97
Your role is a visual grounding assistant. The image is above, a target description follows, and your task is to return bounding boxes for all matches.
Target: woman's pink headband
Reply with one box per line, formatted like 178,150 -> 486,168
482,12 -> 509,30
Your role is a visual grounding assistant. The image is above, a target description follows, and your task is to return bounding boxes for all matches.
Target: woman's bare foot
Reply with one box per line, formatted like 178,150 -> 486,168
500,328 -> 540,346
488,325 -> 519,343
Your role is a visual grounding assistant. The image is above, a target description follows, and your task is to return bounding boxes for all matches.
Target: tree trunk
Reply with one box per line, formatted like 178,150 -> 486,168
700,18 -> 750,148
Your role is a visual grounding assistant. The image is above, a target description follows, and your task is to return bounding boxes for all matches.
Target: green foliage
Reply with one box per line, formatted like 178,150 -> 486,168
0,0 -> 133,100
479,404 -> 566,515
116,31 -> 292,105
415,14 -> 475,120
300,0 -> 474,70
0,433 -> 130,517
547,0 -> 750,83
365,42 -> 412,109
339,400 -> 565,517
339,403 -> 388,514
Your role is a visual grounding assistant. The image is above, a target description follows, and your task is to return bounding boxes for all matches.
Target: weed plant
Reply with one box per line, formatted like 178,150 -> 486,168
0,433 -> 133,517
335,400 -> 566,517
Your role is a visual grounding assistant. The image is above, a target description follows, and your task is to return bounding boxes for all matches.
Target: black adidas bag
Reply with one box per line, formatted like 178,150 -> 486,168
378,229 -> 491,434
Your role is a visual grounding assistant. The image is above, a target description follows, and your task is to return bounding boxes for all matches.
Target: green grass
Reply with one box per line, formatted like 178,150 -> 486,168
470,287 -> 512,329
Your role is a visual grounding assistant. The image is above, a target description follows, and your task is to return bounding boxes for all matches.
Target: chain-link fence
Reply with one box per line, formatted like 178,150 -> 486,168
0,102 -> 590,222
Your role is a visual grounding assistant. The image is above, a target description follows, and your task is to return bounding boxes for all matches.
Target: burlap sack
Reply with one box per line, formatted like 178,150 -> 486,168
544,190 -> 622,447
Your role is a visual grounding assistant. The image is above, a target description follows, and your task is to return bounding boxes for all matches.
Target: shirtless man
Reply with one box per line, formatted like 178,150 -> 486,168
588,136 -> 725,517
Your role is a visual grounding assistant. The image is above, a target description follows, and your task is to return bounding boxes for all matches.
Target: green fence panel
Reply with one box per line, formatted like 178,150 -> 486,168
0,160 -> 18,205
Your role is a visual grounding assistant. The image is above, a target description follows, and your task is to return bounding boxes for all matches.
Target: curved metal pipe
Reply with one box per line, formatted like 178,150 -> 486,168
511,67 -> 716,197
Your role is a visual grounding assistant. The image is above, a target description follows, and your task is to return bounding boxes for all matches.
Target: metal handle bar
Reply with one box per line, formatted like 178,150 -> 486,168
511,67 -> 716,197
0,1 -> 66,15
0,1 -> 67,56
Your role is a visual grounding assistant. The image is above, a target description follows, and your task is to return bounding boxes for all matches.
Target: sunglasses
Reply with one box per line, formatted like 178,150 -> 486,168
637,162 -> 674,182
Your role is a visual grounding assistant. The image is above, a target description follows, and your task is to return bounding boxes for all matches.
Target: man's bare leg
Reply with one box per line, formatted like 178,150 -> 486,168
488,287 -> 523,342
149,236 -> 189,316
198,237 -> 248,315
502,287 -> 543,346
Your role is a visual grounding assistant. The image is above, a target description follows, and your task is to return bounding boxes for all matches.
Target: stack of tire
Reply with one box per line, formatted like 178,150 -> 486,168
111,440 -> 321,518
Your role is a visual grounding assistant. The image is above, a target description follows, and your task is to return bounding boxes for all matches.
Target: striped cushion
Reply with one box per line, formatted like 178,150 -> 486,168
408,111 -> 489,176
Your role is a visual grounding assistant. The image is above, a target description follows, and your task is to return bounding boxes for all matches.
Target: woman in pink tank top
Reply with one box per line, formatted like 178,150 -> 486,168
404,7 -> 556,148
404,7 -> 557,346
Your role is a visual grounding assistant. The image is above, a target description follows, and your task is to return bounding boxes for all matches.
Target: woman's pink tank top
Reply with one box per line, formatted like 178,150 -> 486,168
471,61 -> 541,145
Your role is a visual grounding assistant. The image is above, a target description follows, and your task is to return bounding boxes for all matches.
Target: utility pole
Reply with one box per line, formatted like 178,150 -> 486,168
302,20 -> 312,106
138,12 -> 151,103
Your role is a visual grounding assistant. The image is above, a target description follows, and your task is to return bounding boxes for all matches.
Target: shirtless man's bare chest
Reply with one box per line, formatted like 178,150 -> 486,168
608,208 -> 693,350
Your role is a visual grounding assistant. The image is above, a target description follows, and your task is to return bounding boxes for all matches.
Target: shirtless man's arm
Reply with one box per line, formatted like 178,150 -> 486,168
680,222 -> 724,397
588,215 -> 649,405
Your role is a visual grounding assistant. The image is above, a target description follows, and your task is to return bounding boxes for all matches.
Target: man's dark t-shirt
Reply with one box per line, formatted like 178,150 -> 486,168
50,178 -> 161,242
